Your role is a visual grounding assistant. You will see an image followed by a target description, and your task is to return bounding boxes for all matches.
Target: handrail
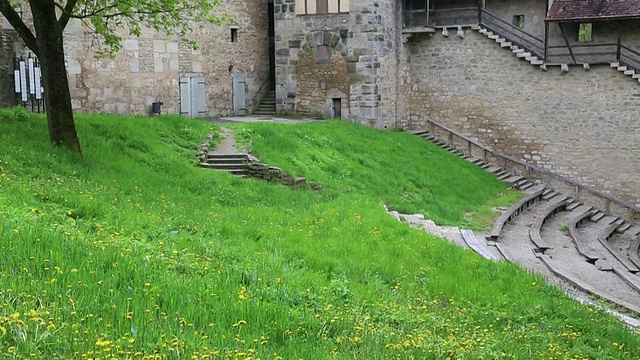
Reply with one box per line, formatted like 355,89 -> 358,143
480,9 -> 544,57
250,76 -> 271,110
619,43 -> 640,72
424,119 -> 640,223
430,7 -> 478,13
620,44 -> 640,57
402,7 -> 478,27
480,9 -> 543,44
548,43 -> 617,49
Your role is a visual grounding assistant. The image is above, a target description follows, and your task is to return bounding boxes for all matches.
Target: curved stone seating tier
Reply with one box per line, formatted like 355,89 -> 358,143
568,207 -> 599,262
597,222 -> 640,273
529,199 -> 568,251
538,254 -> 640,317
629,235 -> 640,269
487,189 -> 545,241
612,267 -> 640,293
460,229 -> 503,262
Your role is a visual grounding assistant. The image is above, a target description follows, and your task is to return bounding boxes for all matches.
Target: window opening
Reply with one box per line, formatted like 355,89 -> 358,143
231,28 -> 238,42
513,15 -> 525,29
578,23 -> 592,42
296,0 -> 349,15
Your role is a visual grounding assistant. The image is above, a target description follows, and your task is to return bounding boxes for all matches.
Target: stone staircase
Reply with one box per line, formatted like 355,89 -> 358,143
253,91 -> 276,116
610,62 -> 640,83
200,153 -> 249,177
411,129 -> 640,318
474,26 -> 544,67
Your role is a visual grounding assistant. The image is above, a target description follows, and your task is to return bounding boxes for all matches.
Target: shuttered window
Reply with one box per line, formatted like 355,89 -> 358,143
295,0 -> 349,15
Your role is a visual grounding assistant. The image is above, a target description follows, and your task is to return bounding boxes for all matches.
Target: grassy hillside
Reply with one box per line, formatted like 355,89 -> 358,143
0,109 -> 638,359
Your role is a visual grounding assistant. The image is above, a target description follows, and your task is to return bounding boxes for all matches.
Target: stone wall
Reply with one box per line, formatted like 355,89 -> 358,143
485,0 -> 546,40
7,0 -> 270,116
296,47 -> 350,118
401,30 -> 640,207
274,0 -> 401,128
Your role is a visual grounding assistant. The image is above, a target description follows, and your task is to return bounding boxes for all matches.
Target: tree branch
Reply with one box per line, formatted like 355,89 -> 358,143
57,0 -> 78,30
0,0 -> 39,55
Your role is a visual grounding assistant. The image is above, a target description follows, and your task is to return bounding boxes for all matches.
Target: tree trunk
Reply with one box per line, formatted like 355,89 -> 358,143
29,0 -> 82,156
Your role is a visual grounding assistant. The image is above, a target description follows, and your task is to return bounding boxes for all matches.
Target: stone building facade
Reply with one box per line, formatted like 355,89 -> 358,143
2,0 -> 271,117
273,0 -> 402,128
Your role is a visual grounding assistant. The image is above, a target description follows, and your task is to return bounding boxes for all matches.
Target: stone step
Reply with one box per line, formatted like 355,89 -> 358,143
205,157 -> 247,164
610,62 -> 620,67
504,175 -> 525,184
633,73 -> 640,79
530,59 -> 544,66
617,221 -> 632,233
624,70 -> 635,75
590,211 -> 605,222
525,56 -> 538,61
516,52 -> 531,58
565,201 -> 581,211
519,182 -> 534,191
512,48 -> 525,54
478,28 -> 488,34
202,163 -> 247,170
497,172 -> 512,181
500,42 -> 512,48
617,66 -> 628,71
207,153 -> 249,159
513,179 -> 528,188
486,166 -> 502,174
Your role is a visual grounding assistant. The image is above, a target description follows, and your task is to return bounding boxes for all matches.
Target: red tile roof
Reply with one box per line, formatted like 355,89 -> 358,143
546,0 -> 640,22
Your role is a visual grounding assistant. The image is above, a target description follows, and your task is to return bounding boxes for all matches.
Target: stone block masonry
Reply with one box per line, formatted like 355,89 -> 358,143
401,30 -> 640,207
274,0 -> 401,128
59,0 -> 270,116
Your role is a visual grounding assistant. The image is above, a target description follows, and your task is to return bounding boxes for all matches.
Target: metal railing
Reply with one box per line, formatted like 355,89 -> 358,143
547,42 -> 618,65
404,7 -> 479,28
479,9 -> 544,58
422,119 -> 640,224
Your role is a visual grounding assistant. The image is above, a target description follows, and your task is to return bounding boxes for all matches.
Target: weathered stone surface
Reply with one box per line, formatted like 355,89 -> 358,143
401,29 -> 640,207
33,0 -> 271,116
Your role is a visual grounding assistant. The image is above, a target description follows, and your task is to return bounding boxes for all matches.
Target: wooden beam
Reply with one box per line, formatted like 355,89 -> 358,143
617,21 -> 622,61
559,23 -> 576,64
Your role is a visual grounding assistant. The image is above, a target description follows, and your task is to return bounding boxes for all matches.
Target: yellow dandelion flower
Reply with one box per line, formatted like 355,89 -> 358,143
232,320 -> 247,327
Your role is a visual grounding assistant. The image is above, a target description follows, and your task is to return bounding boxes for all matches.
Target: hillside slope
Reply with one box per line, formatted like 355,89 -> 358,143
0,110 -> 637,358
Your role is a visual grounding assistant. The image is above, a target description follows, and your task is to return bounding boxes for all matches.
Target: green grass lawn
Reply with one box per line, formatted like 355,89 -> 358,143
0,109 -> 638,359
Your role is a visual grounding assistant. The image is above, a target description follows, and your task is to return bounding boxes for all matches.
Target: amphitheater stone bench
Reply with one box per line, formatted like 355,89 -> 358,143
487,189 -> 545,241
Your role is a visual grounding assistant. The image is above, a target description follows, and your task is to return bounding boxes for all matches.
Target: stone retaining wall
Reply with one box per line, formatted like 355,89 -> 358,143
401,30 -> 640,207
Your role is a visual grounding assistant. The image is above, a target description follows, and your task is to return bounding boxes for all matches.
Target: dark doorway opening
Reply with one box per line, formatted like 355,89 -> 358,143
333,98 -> 342,119
268,1 -> 276,91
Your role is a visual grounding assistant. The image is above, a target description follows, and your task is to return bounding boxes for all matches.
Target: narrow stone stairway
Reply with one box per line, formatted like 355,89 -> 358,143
200,153 -> 249,177
253,91 -> 276,116
610,62 -> 640,84
199,127 -> 249,177
473,26 -> 544,67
